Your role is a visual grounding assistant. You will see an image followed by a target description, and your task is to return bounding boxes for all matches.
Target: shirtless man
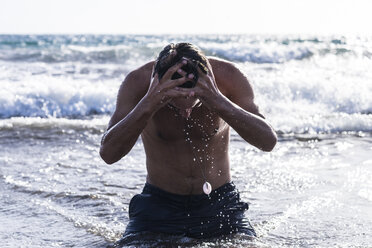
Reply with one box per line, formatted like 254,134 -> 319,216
100,43 -> 277,240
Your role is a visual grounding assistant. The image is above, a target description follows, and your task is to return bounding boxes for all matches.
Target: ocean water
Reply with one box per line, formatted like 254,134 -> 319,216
0,34 -> 371,248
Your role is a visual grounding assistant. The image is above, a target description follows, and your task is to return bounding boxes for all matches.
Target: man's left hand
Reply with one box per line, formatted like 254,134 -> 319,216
186,60 -> 223,110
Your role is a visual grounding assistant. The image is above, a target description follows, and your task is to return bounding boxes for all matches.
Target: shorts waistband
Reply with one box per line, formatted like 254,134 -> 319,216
142,181 -> 236,202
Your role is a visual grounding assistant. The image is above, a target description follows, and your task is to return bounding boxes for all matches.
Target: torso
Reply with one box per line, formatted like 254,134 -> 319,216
139,58 -> 232,195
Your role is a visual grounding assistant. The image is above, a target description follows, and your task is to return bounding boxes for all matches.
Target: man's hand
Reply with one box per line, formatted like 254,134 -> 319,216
190,60 -> 222,110
145,60 -> 195,111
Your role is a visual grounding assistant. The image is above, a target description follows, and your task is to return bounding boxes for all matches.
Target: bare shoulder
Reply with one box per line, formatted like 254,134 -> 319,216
117,61 -> 155,104
108,61 -> 154,129
208,56 -> 237,73
208,57 -> 253,100
208,57 -> 263,117
120,61 -> 154,94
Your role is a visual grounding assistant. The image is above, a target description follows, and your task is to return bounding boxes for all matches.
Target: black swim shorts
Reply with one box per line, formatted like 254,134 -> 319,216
123,182 -> 256,239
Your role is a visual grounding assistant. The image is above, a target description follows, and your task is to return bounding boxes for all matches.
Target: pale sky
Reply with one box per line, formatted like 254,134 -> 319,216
1,0 -> 372,35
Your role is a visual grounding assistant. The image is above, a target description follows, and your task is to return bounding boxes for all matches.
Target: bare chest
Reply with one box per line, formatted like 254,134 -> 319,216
147,105 -> 226,142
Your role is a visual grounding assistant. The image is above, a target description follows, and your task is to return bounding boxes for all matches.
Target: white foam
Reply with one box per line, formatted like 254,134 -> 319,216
241,54 -> 372,134
1,34 -> 372,135
0,116 -> 109,131
199,41 -> 313,63
0,76 -> 118,118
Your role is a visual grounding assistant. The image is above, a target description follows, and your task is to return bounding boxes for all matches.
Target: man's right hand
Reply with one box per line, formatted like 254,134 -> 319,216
145,59 -> 194,111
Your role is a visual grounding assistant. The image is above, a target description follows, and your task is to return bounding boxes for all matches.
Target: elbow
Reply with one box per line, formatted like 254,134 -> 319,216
99,144 -> 129,165
260,131 -> 277,152
99,146 -> 118,165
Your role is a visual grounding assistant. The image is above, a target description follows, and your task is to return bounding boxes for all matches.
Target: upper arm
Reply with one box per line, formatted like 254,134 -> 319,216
213,60 -> 265,119
107,68 -> 150,130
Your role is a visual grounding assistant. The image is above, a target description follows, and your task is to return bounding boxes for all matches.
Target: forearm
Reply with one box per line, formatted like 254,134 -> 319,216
213,94 -> 277,151
100,97 -> 153,164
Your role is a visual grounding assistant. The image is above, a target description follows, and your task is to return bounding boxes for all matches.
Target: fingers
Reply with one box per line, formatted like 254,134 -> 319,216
152,73 -> 159,82
195,62 -> 218,90
166,88 -> 194,98
195,62 -> 209,78
150,73 -> 160,88
174,67 -> 193,78
151,61 -> 158,78
165,76 -> 195,89
162,59 -> 187,80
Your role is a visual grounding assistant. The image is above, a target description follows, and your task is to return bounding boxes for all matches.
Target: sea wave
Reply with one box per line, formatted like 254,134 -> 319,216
201,43 -> 314,63
0,45 -> 154,64
1,34 -> 371,135
0,117 -> 108,132
272,113 -> 372,135
0,42 -> 315,64
1,114 -> 371,137
1,74 -> 371,119
0,78 -> 118,118
1,34 -> 371,64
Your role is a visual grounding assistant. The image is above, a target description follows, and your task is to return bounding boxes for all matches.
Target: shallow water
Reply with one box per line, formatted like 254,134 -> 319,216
1,121 -> 371,247
1,34 -> 372,247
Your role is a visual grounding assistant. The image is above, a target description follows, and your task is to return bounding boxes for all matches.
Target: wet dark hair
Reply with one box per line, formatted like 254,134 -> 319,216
153,43 -> 208,88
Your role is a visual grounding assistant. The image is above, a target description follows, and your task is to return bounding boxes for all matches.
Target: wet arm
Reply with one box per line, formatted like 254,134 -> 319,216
213,63 -> 277,151
100,98 -> 153,164
99,71 -> 152,164
100,61 -> 192,164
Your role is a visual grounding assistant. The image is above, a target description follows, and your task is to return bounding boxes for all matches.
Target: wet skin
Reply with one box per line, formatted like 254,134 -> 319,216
100,57 -> 277,195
